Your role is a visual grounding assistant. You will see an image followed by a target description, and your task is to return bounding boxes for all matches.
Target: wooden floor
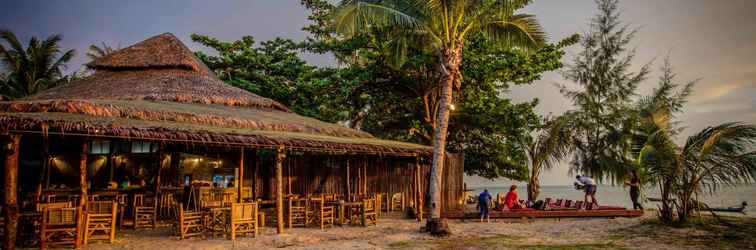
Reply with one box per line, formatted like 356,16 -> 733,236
445,209 -> 643,219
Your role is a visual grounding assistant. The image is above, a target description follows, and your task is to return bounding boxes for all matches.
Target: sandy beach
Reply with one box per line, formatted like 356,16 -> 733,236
63,212 -> 754,250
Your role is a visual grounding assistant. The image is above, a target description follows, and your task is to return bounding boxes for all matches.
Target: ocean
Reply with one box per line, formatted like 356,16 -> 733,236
469,184 -> 756,217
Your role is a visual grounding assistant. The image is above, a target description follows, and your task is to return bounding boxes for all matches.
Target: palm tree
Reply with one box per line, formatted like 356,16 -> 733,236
331,0 -> 546,233
639,123 -> 756,224
0,30 -> 75,99
86,42 -> 119,60
634,56 -> 695,222
520,116 -> 573,201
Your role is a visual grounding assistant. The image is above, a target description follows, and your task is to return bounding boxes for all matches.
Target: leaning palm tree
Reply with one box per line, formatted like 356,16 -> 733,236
86,42 -> 119,60
331,0 -> 546,233
0,30 -> 75,99
520,116 -> 573,201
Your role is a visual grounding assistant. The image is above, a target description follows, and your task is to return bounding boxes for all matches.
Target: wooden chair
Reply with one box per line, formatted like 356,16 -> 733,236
229,202 -> 258,240
309,197 -> 334,229
221,191 -> 235,207
362,198 -> 378,226
40,207 -> 81,249
84,201 -> 117,245
287,197 -> 309,228
133,195 -> 157,229
158,193 -> 177,220
390,193 -> 403,211
174,203 -> 203,239
36,201 -> 73,212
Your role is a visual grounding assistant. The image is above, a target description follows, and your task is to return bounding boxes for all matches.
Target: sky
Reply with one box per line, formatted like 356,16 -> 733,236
2,0 -> 755,187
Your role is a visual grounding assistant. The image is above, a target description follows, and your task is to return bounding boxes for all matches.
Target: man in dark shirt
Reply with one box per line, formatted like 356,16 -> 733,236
478,189 -> 492,222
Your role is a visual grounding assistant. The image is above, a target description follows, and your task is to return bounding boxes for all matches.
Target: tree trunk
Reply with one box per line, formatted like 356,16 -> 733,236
425,47 -> 462,236
3,134 -> 21,250
527,165 -> 540,201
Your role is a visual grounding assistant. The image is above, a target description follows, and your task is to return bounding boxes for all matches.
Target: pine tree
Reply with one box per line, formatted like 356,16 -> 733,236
560,0 -> 650,182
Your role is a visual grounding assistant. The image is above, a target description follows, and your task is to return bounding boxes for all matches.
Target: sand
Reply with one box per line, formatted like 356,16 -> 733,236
69,212 -> 750,250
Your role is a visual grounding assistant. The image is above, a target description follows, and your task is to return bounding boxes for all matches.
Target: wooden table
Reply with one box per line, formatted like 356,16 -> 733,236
327,201 -> 364,226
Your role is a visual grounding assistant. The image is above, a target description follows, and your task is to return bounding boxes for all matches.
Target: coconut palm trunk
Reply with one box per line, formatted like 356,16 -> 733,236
427,47 -> 462,228
527,165 -> 541,201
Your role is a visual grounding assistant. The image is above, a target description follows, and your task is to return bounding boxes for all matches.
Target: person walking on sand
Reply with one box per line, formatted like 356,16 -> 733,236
575,175 -> 598,205
625,170 -> 643,210
478,189 -> 492,222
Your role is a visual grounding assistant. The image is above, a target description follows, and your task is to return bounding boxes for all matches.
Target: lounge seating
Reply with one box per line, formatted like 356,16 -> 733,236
174,203 -> 203,239
40,207 -> 81,249
83,201 -> 117,244
229,202 -> 258,240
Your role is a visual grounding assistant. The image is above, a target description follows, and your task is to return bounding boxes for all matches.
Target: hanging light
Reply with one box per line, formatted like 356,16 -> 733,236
449,103 -> 456,111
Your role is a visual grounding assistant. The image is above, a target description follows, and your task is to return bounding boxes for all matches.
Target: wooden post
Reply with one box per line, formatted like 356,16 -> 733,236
275,146 -> 286,234
77,140 -> 88,248
155,144 -> 164,195
3,134 -> 21,250
345,158 -> 350,201
253,150 -> 259,200
363,163 -> 368,194
416,159 -> 423,221
238,147 -> 244,203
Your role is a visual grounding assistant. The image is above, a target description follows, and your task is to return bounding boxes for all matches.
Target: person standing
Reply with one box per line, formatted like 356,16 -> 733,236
478,189 -> 492,222
625,170 -> 643,210
575,175 -> 598,205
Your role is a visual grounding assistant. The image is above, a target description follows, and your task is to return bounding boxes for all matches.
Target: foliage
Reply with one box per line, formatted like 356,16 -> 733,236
0,30 -> 76,99
298,0 -> 575,181
520,115 -> 574,201
560,0 -> 650,183
636,56 -> 756,224
632,56 -> 696,222
86,42 -> 119,60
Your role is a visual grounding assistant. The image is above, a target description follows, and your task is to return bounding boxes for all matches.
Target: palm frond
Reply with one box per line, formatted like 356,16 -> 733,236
480,14 -> 546,52
333,0 -> 420,38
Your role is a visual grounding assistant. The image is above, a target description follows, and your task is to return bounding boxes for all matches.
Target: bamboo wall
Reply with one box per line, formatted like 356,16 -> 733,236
248,152 -> 464,214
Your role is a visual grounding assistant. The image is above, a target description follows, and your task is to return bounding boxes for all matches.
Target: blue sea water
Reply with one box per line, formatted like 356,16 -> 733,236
469,184 -> 756,217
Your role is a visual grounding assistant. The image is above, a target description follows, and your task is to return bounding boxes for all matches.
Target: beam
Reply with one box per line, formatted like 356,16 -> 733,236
238,147 -> 244,203
275,146 -> 286,234
3,134 -> 21,250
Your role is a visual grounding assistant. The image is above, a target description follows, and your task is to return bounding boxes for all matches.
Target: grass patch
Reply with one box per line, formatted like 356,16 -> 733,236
388,234 -> 623,250
614,215 -> 756,250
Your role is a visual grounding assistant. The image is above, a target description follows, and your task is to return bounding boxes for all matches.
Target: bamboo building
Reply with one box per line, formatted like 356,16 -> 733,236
0,33 -> 464,248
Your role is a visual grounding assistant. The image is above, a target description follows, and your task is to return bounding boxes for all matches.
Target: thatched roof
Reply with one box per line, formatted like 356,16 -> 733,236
0,33 -> 430,156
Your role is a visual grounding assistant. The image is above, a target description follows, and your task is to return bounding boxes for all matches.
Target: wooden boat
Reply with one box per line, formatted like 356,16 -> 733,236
705,202 -> 748,213
647,199 -> 747,213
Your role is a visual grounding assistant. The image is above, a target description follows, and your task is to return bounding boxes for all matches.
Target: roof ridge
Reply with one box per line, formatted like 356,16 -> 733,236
86,33 -> 214,76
